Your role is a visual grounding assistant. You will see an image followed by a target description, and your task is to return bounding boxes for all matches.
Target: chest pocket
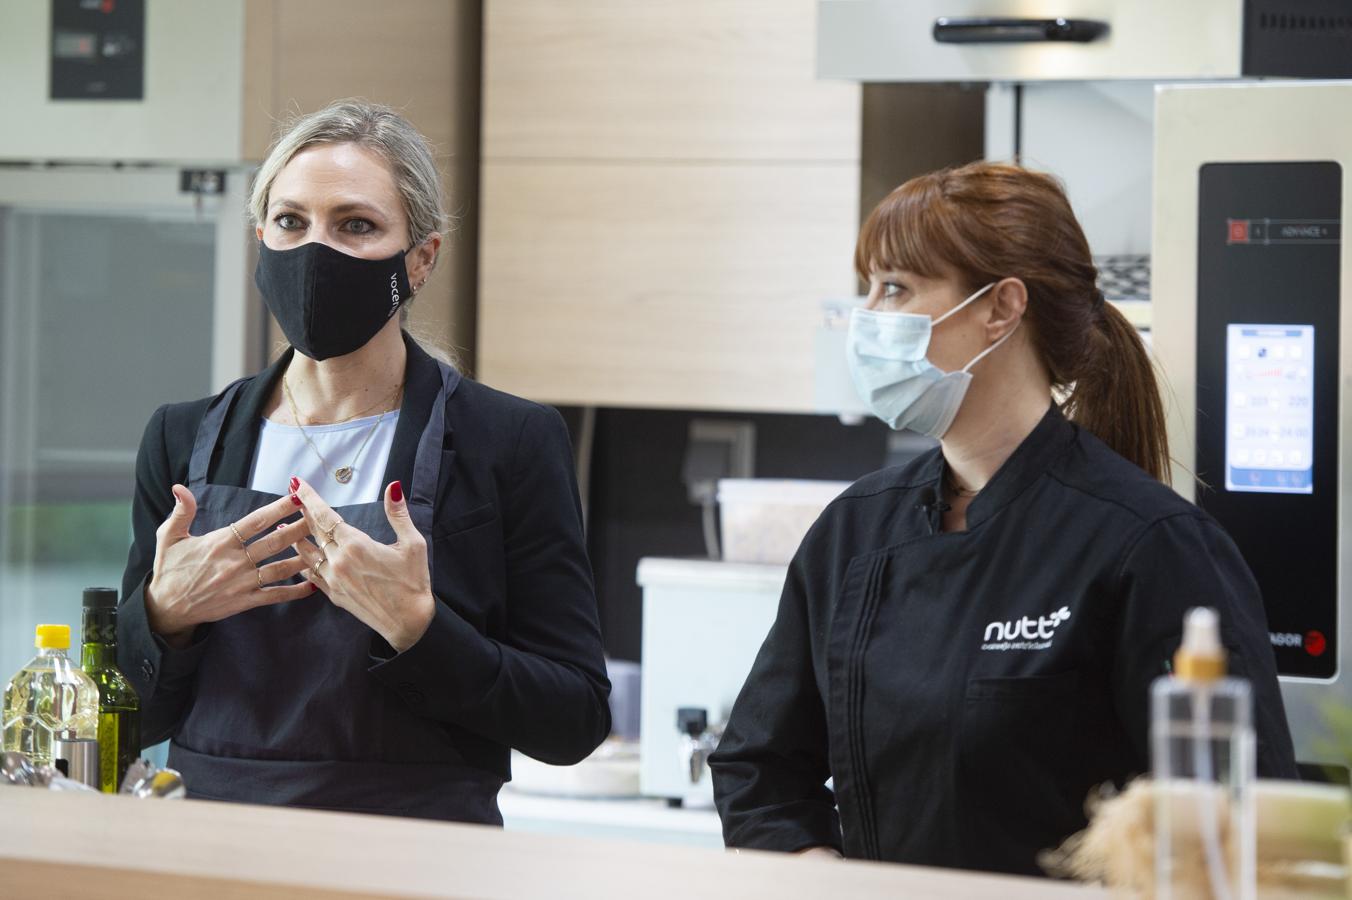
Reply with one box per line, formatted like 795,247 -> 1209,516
956,670 -> 1085,844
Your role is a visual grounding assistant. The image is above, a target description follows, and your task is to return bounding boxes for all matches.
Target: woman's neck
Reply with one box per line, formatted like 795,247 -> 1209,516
940,354 -> 1051,495
275,320 -> 408,424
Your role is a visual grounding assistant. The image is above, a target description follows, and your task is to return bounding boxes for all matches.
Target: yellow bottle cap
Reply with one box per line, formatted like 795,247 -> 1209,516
1173,654 -> 1226,681
35,624 -> 71,650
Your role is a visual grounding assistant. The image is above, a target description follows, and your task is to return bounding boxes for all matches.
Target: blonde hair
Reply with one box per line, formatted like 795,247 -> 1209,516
251,99 -> 458,364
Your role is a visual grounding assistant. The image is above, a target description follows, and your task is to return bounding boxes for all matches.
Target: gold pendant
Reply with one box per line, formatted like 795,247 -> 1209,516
334,466 -> 354,484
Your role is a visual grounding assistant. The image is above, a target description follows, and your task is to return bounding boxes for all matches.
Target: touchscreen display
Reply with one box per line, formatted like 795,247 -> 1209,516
1225,324 -> 1314,494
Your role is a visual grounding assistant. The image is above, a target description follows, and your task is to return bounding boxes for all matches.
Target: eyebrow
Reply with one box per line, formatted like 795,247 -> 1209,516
269,198 -> 388,217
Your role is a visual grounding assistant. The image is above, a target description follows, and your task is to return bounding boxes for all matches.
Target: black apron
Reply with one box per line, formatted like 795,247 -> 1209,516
168,362 -> 504,823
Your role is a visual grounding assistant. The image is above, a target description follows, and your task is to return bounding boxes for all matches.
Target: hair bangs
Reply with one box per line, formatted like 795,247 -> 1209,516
854,176 -> 963,284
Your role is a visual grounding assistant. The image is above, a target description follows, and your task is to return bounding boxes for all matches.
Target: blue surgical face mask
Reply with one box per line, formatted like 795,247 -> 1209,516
846,282 -> 1017,438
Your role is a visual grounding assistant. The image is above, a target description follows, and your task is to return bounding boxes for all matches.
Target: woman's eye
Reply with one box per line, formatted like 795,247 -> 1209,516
344,219 -> 376,235
878,282 -> 909,308
274,213 -> 303,230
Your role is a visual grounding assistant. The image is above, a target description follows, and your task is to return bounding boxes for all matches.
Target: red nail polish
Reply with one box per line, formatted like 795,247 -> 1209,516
289,476 -> 300,492
310,583 -> 318,594
391,481 -> 403,503
291,494 -> 302,507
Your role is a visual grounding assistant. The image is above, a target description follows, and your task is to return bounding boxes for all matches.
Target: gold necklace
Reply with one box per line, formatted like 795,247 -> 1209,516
282,376 -> 404,484
304,384 -> 403,426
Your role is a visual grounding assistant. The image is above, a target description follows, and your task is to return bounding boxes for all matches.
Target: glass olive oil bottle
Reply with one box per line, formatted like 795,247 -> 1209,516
80,588 -> 141,792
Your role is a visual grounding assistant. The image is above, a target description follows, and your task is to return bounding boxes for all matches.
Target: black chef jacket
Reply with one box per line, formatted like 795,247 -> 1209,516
709,404 -> 1297,876
116,333 -> 610,821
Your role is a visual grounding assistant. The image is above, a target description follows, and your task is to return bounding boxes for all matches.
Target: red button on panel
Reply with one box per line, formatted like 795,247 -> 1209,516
1306,630 -> 1327,657
1228,220 -> 1250,244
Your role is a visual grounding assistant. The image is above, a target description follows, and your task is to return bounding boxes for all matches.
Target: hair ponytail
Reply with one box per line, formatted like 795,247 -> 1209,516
1061,299 -> 1169,481
855,161 -> 1172,482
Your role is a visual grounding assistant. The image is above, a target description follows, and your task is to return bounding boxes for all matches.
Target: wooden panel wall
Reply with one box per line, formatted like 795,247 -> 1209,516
478,0 -> 862,412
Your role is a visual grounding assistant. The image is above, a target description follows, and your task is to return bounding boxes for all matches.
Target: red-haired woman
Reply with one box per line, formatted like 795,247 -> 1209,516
708,162 -> 1296,875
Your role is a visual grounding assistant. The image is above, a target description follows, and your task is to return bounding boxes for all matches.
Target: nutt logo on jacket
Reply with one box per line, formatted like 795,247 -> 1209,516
981,606 -> 1072,652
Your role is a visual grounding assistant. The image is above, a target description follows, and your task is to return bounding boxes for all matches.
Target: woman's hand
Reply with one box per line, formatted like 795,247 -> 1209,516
289,476 -> 435,653
796,847 -> 844,860
145,485 -> 317,646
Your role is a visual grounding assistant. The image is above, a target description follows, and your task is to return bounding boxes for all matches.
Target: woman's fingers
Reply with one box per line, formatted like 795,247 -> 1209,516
291,476 -> 346,542
290,532 -> 327,567
255,580 -> 317,607
248,517 -> 312,562
233,491 -> 307,543
289,538 -> 331,596
156,484 -> 199,546
255,551 -> 316,586
287,529 -> 335,596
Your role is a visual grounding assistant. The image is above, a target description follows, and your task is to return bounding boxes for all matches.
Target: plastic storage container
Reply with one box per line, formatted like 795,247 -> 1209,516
717,479 -> 851,565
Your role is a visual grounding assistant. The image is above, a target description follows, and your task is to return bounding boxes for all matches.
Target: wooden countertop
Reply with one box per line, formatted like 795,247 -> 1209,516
1,790 -> 1107,899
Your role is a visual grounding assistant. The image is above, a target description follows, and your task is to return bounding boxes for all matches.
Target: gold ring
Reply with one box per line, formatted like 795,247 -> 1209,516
229,522 -> 247,547
241,544 -> 257,566
322,538 -> 339,553
314,556 -> 328,573
255,568 -> 265,589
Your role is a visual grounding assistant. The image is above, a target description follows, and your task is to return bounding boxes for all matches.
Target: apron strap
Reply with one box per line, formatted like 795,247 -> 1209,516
187,379 -> 248,490
407,362 -> 461,538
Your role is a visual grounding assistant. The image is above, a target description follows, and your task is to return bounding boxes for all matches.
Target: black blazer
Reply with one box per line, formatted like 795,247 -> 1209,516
117,333 -> 611,780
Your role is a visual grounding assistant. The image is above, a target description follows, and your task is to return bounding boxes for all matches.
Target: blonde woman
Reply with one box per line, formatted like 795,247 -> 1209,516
117,101 -> 610,822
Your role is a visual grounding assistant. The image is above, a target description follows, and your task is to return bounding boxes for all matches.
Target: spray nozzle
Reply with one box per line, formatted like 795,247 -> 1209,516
1174,606 -> 1227,682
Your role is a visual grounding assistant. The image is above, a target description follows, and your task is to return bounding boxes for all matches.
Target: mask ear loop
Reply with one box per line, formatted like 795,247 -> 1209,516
961,319 -> 1020,374
932,282 -> 996,327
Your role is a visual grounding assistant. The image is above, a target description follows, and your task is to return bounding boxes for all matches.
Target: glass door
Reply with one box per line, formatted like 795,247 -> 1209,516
0,165 -> 263,736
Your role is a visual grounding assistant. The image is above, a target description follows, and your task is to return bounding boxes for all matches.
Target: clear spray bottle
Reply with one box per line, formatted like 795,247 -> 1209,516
1151,607 -> 1255,900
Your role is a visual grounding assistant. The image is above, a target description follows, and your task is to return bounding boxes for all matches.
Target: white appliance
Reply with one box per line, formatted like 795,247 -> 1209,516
817,1 -> 1352,83
1,0 -> 264,164
1151,81 -> 1352,775
637,558 -> 785,804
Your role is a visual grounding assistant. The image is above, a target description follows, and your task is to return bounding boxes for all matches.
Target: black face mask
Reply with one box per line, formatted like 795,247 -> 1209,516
254,240 -> 412,361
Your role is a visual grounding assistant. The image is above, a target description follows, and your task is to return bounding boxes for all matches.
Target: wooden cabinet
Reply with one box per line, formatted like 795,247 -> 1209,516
478,1 -> 862,413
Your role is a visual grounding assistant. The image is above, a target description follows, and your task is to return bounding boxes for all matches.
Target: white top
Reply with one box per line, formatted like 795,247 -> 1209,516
635,557 -> 788,592
248,412 -> 400,507
715,478 -> 852,507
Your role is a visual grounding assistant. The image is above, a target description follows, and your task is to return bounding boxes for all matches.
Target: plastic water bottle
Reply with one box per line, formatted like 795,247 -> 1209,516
1151,607 -> 1256,900
2,625 -> 100,766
